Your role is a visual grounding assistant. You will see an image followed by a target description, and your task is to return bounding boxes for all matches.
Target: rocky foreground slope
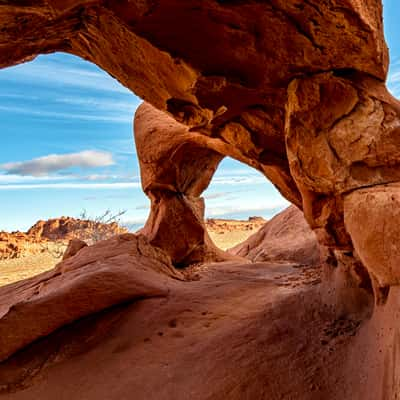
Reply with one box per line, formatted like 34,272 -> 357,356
0,206 -> 395,400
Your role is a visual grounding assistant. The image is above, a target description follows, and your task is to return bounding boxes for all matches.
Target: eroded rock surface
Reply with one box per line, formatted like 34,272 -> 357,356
0,217 -> 127,260
0,0 -> 400,398
0,259 -> 396,400
0,233 -> 180,362
0,232 -> 38,260
135,102 -> 244,266
230,206 -> 320,266
28,216 -> 127,243
61,238 -> 88,260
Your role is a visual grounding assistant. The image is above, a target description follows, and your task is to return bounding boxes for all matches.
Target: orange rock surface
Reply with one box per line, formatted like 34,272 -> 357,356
0,0 -> 399,398
0,217 -> 127,260
230,206 -> 320,266
27,217 -> 127,243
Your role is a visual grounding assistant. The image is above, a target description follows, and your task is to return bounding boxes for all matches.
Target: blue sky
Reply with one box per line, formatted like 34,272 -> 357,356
0,1 -> 398,232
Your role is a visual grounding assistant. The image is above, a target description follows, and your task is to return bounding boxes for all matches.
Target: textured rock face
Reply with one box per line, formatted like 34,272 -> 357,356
62,238 -> 87,260
0,232 -> 43,260
1,0 -> 400,398
0,258 -> 395,400
285,72 -> 400,295
135,103 -> 222,265
28,217 -> 127,243
0,217 -> 127,260
230,206 -> 320,266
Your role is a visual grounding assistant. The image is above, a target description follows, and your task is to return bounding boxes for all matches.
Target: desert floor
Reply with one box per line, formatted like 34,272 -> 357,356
207,218 -> 265,250
0,242 -> 66,287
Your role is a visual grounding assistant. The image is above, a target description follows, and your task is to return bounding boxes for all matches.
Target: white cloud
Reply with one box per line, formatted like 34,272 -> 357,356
1,150 -> 115,176
81,174 -> 120,181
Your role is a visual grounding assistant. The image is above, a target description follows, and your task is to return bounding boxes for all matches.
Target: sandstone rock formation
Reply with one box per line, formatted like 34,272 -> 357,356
230,206 -> 320,266
0,0 -> 393,278
62,238 -> 88,260
0,233 -> 180,362
0,232 -> 42,260
0,246 -> 392,400
0,217 -> 127,261
0,0 -> 399,398
28,216 -> 127,244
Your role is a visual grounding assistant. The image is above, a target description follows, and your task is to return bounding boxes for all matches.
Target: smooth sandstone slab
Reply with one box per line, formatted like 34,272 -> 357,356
0,234 -> 180,362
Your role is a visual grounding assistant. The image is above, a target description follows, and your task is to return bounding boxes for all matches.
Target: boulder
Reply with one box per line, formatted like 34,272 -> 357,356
62,238 -> 88,261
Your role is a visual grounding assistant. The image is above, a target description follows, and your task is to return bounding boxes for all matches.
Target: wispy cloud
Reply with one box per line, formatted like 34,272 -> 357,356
3,55 -> 131,95
206,199 -> 290,218
55,96 -> 138,113
204,191 -> 233,200
0,174 -> 70,184
211,175 -> 266,185
0,182 -> 142,190
0,54 -> 140,123
387,57 -> 400,98
0,93 -> 39,100
81,174 -> 120,181
1,150 -> 115,176
0,105 -> 132,123
135,204 -> 149,210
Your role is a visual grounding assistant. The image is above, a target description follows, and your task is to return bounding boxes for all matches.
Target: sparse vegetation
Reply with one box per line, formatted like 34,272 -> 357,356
39,241 -> 67,259
77,208 -> 128,244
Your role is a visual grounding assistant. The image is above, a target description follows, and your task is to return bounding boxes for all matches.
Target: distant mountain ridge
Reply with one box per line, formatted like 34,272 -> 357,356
0,217 -> 127,260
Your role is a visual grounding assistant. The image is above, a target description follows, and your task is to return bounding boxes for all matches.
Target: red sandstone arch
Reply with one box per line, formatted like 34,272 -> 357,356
1,0 -> 398,293
2,2 -> 400,399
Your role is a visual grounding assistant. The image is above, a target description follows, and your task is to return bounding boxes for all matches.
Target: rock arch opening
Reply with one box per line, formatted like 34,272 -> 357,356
203,157 -> 289,251
0,52 -> 147,285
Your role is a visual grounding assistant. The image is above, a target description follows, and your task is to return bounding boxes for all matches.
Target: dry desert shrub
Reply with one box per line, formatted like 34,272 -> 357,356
76,209 -> 128,244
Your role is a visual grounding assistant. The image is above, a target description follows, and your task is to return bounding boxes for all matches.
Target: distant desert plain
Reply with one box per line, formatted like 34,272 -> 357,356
0,216 -> 266,287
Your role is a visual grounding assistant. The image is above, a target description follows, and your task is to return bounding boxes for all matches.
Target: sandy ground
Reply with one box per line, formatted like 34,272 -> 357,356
208,228 -> 261,250
0,219 -> 265,287
206,217 -> 265,250
0,243 -> 65,287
